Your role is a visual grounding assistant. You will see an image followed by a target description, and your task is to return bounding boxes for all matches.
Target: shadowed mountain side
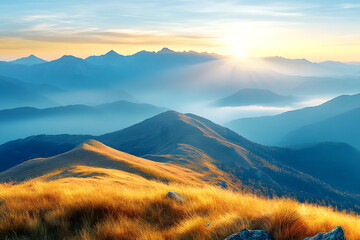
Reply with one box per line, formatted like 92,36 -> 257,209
226,93 -> 360,145
1,111 -> 359,211
214,89 -> 296,107
0,140 -> 207,185
281,108 -> 360,149
0,134 -> 92,172
275,142 -> 360,194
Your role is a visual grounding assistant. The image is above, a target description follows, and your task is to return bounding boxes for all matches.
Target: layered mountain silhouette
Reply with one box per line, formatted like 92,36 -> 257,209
214,89 -> 295,107
1,50 -> 360,97
9,55 -> 47,66
0,101 -> 166,144
260,56 -> 360,77
282,107 -> 360,149
86,48 -> 217,68
227,93 -> 360,146
0,76 -> 54,109
0,49 -> 218,92
85,50 -> 124,66
0,55 -> 109,89
276,142 -> 360,194
1,111 -> 359,211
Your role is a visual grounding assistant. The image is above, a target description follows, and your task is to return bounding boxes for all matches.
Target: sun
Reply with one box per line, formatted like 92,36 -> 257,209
233,46 -> 248,58
221,33 -> 249,58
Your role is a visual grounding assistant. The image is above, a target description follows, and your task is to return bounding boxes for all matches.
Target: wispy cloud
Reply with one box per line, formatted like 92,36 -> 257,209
341,3 -> 360,9
11,26 -> 220,47
0,0 -> 360,61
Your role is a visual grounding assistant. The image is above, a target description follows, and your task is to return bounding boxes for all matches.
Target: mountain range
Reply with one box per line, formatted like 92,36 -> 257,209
0,100 -> 166,144
226,93 -> 360,148
1,111 -> 359,211
281,107 -> 360,149
260,56 -> 360,77
1,49 -> 360,102
9,55 -> 47,66
0,75 -> 55,109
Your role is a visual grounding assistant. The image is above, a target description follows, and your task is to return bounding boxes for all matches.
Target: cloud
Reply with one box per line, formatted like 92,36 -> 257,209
9,26 -> 220,47
341,3 -> 360,9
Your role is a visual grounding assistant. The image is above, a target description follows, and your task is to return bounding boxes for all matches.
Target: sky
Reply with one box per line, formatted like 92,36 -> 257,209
1,0 -> 360,61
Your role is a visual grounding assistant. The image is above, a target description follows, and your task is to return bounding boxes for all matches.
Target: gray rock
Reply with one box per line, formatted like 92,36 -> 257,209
165,192 -> 185,202
304,226 -> 345,240
224,229 -> 272,240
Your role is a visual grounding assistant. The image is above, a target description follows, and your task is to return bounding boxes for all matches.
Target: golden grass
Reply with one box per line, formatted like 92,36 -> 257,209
0,178 -> 359,240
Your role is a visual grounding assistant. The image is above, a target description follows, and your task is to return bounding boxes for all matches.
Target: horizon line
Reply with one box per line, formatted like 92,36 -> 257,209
2,48 -> 359,64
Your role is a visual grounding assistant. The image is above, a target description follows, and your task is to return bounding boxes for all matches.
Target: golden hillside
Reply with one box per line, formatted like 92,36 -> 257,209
0,141 -> 359,240
1,177 -> 360,240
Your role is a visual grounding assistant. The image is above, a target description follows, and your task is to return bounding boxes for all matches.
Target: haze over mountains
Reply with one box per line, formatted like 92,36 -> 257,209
1,111 -> 360,212
214,89 -> 296,107
0,76 -> 55,109
1,48 -> 360,216
0,101 -> 166,144
1,49 -> 360,106
282,107 -> 360,149
260,56 -> 360,77
227,93 -> 360,148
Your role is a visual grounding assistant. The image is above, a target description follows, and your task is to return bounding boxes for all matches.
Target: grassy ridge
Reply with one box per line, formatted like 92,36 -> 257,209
0,178 -> 359,240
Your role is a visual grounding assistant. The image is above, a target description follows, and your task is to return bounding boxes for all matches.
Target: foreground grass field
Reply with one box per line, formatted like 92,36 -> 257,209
0,177 -> 359,240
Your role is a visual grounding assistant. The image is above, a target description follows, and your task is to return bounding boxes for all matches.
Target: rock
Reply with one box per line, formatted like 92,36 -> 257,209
304,226 -> 345,240
224,229 -> 272,240
165,192 -> 185,202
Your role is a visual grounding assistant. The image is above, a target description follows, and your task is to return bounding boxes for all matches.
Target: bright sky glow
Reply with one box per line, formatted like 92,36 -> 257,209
1,0 -> 360,61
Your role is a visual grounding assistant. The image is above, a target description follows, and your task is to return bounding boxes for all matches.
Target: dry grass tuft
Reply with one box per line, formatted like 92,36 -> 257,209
0,178 -> 359,240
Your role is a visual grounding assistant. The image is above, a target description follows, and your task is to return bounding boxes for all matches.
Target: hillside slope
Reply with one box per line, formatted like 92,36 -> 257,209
275,142 -> 360,194
0,140 -> 206,185
1,173 -> 360,240
1,111 -> 360,211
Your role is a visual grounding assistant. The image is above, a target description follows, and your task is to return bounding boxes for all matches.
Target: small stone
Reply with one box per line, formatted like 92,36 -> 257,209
224,229 -> 273,240
165,192 -> 185,202
304,226 -> 346,240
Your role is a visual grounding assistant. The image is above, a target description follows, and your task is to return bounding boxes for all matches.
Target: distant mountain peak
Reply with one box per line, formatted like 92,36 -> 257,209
134,50 -> 154,55
59,55 -> 79,59
54,55 -> 85,64
9,55 -> 47,66
149,110 -> 186,120
105,50 -> 122,56
215,88 -> 294,107
158,47 -> 175,54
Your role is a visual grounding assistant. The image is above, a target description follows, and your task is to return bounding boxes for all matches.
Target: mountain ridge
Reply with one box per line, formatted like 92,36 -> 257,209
1,110 -> 359,211
9,55 -> 47,66
226,93 -> 360,145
